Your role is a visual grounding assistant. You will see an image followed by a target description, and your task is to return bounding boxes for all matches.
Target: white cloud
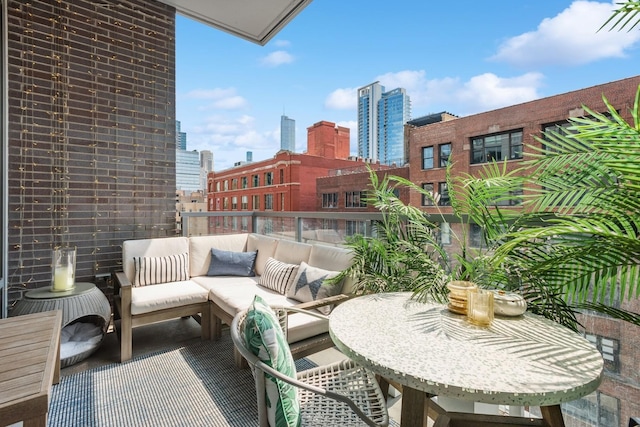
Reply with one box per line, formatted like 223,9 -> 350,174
325,88 -> 357,109
491,1 -> 640,67
185,87 -> 248,110
325,70 -> 544,117
260,50 -> 294,67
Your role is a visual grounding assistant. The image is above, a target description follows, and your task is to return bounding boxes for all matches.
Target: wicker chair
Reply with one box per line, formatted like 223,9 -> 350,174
231,305 -> 389,427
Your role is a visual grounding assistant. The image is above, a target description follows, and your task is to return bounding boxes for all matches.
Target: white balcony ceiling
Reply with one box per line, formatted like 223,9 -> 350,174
155,0 -> 313,45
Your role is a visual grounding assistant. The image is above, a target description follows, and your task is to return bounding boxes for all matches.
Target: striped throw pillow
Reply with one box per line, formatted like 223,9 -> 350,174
259,257 -> 299,295
133,253 -> 189,287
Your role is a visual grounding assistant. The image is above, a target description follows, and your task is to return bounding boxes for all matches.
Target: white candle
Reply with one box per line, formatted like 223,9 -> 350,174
53,266 -> 73,291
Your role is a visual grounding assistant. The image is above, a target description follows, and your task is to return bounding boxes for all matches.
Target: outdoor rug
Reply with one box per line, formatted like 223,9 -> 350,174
47,334 -> 317,427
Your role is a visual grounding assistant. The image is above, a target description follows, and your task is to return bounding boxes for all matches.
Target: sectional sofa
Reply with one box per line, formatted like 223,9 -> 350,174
113,233 -> 354,363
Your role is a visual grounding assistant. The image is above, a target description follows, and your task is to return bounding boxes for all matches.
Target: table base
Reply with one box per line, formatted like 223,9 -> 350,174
385,382 -> 564,427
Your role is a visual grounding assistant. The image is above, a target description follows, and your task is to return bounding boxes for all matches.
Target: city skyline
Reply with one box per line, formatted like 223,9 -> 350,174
176,1 -> 640,171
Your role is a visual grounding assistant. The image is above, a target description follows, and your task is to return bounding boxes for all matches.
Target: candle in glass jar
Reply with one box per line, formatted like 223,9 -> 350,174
53,266 -> 73,291
468,289 -> 494,327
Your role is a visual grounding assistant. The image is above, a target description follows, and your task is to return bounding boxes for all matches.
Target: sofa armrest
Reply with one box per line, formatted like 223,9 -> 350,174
112,271 -> 132,315
293,293 -> 353,311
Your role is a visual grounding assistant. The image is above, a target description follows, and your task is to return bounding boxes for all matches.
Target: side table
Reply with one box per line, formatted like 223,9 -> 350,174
12,282 -> 112,367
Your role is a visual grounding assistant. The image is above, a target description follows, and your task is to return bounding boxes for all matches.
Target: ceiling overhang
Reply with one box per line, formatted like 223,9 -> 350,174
155,0 -> 313,46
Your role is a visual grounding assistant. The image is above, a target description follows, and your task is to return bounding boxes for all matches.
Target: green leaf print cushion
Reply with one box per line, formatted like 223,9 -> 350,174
243,295 -> 300,427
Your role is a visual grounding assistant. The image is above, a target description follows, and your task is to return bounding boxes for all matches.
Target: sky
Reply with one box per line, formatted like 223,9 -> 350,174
175,0 -> 640,172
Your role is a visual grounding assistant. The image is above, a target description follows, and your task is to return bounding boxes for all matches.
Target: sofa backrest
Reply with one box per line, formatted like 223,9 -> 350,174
189,234 -> 250,277
246,234 -> 279,275
308,244 -> 353,272
273,239 -> 312,265
122,236 -> 190,283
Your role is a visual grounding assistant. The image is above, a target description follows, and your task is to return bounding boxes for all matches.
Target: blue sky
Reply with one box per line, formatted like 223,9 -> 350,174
175,1 -> 640,172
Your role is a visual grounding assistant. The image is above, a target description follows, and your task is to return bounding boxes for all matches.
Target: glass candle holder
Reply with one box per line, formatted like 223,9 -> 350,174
446,281 -> 478,315
467,289 -> 494,327
51,246 -> 76,292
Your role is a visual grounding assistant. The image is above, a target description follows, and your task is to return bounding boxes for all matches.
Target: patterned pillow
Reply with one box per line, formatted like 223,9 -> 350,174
243,295 -> 300,427
207,248 -> 258,277
133,253 -> 189,287
286,262 -> 343,315
259,257 -> 299,295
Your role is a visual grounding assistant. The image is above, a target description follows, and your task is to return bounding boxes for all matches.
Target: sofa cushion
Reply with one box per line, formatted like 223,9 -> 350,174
286,262 -> 342,315
259,257 -> 299,295
189,234 -> 250,277
130,280 -> 208,315
243,295 -> 300,427
193,276 -> 329,343
273,240 -> 312,265
207,248 -> 257,277
247,234 -> 279,276
123,236 -> 190,283
133,253 -> 189,287
307,244 -> 353,272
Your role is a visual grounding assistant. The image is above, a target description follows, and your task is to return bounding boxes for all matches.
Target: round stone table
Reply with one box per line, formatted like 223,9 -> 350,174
12,282 -> 112,367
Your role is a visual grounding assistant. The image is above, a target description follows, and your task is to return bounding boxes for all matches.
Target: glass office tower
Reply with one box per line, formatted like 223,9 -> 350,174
281,115 -> 295,152
377,88 -> 411,166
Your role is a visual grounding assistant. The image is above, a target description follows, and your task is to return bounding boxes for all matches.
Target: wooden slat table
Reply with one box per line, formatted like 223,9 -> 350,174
0,310 -> 62,427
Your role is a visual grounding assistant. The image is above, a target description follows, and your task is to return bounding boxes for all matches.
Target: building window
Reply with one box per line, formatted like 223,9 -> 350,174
493,187 -> 524,206
252,174 -> 259,187
241,216 -> 249,232
421,183 -> 434,206
469,223 -> 486,248
216,181 -> 221,191
584,334 -> 619,374
223,197 -> 229,210
231,196 -> 237,210
265,194 -> 273,210
323,219 -> 338,231
280,193 -> 285,211
241,195 -> 248,210
439,143 -> 451,168
252,195 -> 259,210
346,191 -> 367,208
422,146 -> 434,169
439,222 -> 451,245
279,169 -> 284,184
265,172 -> 273,186
223,180 -> 229,191
232,216 -> 238,231
562,391 -> 619,427
322,193 -> 338,208
437,182 -> 450,206
241,176 -> 248,189
471,130 -> 523,164
346,220 -> 366,237
231,178 -> 238,190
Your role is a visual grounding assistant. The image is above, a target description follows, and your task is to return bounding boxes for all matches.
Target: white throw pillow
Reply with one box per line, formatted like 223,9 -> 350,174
259,257 -> 299,295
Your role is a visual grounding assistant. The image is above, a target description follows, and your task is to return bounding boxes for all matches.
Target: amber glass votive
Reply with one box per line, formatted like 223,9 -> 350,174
467,289 -> 494,327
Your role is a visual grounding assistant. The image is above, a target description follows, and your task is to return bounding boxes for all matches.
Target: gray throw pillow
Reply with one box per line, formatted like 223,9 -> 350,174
207,248 -> 258,277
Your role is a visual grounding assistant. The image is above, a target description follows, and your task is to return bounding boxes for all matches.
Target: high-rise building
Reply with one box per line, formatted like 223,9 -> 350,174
357,82 -> 411,165
176,150 -> 201,192
378,88 -> 411,166
200,150 -> 213,192
176,120 -> 187,150
281,115 -> 295,152
357,82 -> 384,162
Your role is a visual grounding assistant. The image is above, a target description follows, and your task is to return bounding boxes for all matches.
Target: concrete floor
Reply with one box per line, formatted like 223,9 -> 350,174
61,316 -> 404,424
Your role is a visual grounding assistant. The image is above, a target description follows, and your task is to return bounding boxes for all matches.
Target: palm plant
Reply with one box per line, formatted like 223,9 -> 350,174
459,85 -> 640,328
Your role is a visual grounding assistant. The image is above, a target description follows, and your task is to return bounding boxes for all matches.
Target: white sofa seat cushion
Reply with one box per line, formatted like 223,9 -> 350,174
192,276 -> 328,343
130,280 -> 209,315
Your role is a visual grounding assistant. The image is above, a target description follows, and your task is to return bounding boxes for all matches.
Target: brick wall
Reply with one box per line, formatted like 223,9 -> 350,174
6,0 -> 176,306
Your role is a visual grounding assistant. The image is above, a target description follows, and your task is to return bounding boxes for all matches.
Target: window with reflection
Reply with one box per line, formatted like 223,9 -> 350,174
471,130 -> 523,164
439,143 -> 451,167
421,183 -> 434,206
422,146 -> 434,169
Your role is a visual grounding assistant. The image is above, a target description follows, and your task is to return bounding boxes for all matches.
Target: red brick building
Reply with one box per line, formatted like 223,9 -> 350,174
307,120 -> 350,159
